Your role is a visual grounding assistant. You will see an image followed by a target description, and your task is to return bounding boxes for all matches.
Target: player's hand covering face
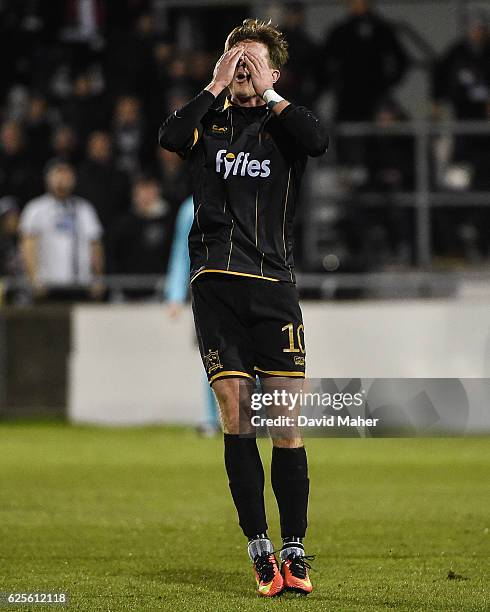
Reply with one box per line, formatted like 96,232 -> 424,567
211,46 -> 244,90
229,41 -> 279,101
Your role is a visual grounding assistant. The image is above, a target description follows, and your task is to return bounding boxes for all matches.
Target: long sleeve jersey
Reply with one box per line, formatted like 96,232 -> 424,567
159,90 -> 328,283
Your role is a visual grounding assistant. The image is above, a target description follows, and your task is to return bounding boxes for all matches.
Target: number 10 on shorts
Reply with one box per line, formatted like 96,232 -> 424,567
281,323 -> 305,354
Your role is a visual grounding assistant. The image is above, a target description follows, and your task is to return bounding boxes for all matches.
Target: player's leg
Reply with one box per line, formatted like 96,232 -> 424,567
251,280 -> 313,594
212,376 -> 283,597
213,377 -> 267,538
191,275 -> 283,596
260,376 -> 313,594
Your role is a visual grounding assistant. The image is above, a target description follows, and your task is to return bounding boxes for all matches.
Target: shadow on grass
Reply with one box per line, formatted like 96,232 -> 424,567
138,568 -> 361,605
138,566 -> 245,596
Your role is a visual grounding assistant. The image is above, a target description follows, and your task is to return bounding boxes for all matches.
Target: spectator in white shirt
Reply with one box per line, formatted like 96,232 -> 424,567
19,161 -> 105,301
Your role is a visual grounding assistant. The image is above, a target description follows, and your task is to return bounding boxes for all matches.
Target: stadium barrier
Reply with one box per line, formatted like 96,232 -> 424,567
68,300 -> 490,431
1,296 -> 489,429
0,307 -> 69,418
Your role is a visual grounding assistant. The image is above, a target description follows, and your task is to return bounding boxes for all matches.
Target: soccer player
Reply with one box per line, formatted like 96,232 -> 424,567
159,19 -> 328,597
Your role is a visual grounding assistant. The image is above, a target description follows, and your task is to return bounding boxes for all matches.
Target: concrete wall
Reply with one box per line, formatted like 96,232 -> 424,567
69,305 -> 203,425
69,299 -> 490,428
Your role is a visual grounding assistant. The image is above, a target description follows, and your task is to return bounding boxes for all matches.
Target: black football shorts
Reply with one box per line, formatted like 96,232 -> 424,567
191,273 -> 306,385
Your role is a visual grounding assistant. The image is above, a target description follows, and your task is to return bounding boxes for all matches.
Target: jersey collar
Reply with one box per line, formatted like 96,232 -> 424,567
223,96 -> 267,113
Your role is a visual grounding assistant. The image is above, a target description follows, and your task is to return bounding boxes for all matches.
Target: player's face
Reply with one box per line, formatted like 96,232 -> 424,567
229,41 -> 272,100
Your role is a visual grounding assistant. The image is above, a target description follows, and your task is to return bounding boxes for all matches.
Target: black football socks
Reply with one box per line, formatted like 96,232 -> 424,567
224,436 -> 310,559
224,434 -> 268,539
271,446 -> 309,546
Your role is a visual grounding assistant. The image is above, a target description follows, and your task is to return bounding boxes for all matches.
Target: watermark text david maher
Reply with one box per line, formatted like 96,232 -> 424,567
251,414 -> 379,427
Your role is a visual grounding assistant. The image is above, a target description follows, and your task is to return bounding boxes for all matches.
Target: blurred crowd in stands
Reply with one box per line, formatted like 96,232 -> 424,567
0,0 -> 489,302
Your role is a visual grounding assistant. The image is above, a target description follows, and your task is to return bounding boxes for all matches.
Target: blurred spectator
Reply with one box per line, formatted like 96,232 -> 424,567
77,131 -> 130,236
366,99 -> 415,192
166,56 -> 193,96
0,121 -> 40,206
321,0 -> 409,164
154,148 -> 191,210
432,9 -> 490,190
19,161 -> 104,302
37,0 -> 105,45
151,39 -> 174,93
156,56 -> 196,123
111,176 -> 175,278
432,9 -> 490,121
147,38 -> 176,134
61,0 -> 105,46
103,11 -> 157,100
0,197 -> 21,276
322,0 -> 408,121
280,2 -> 320,106
112,95 -> 145,175
4,86 -> 30,122
61,72 -> 108,147
188,51 -> 214,93
104,0 -> 151,32
24,95 -> 53,170
36,0 -> 107,80
51,125 -> 80,166
365,100 -> 415,263
166,5 -> 248,53
163,87 -> 195,129
0,2 -> 44,97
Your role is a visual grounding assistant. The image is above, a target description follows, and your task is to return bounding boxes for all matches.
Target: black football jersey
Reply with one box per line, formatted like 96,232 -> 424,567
159,91 -> 328,283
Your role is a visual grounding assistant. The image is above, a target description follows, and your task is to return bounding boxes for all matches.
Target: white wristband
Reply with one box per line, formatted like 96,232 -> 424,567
262,88 -> 284,110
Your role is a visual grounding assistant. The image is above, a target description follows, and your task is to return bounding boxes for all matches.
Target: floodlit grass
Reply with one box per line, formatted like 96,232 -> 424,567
0,423 -> 488,611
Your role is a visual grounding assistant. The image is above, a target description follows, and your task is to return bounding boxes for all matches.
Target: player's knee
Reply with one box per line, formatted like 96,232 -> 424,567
212,379 -> 241,434
212,379 -> 239,408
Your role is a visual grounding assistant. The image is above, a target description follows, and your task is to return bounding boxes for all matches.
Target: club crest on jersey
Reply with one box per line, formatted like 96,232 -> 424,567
204,349 -> 223,374
216,149 -> 270,179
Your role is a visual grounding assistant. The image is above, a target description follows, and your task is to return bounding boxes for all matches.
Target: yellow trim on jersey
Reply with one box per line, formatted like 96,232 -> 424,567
223,97 -> 233,109
191,269 -> 280,283
191,127 -> 200,148
253,367 -> 305,377
209,370 -> 255,384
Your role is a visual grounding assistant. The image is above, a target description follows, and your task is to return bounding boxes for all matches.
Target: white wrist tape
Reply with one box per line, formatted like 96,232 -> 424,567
262,88 -> 284,109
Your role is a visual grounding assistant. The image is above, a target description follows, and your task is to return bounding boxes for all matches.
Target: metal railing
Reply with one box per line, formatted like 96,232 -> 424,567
3,269 -> 490,302
311,119 -> 490,267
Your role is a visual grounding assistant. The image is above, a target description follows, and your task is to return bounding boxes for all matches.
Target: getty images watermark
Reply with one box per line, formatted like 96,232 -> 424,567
249,388 -> 375,428
238,378 -> 490,437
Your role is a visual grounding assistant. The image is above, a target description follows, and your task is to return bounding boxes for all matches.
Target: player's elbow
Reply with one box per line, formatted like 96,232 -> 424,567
158,124 -> 180,153
307,130 -> 329,158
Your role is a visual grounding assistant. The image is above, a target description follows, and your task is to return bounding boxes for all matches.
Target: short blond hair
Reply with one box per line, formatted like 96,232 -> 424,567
224,19 -> 289,69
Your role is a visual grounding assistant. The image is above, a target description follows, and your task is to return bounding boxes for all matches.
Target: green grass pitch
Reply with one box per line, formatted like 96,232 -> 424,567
0,423 -> 488,611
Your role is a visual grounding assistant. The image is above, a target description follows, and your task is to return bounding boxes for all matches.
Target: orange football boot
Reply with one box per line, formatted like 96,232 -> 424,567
281,553 -> 314,594
253,552 -> 284,597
